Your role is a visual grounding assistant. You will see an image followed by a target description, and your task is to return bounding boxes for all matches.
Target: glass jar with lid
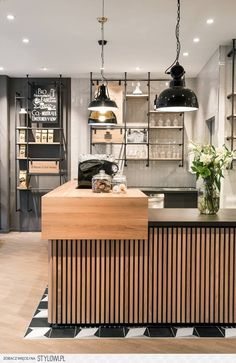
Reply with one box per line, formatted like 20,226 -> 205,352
112,174 -> 127,194
92,170 -> 112,193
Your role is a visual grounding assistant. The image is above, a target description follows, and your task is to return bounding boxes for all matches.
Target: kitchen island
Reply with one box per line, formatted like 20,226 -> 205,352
42,182 -> 236,326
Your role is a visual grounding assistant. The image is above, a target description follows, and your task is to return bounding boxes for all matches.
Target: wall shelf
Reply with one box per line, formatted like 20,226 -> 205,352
15,78 -> 68,213
89,72 -> 185,167
227,115 -> 236,120
149,126 -> 183,129
126,94 -> 149,99
227,93 -> 236,99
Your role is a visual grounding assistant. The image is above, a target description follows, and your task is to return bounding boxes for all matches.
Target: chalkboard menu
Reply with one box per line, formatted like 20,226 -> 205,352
31,86 -> 58,123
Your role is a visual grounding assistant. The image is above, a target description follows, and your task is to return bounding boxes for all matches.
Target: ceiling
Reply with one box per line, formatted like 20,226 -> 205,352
0,0 -> 235,78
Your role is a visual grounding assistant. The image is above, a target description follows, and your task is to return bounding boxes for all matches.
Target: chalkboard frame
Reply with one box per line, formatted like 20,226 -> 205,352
31,84 -> 59,123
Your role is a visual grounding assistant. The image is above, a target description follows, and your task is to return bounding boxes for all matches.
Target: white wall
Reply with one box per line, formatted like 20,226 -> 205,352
193,46 -> 236,207
193,48 -> 221,144
71,78 -> 90,179
221,46 -> 236,207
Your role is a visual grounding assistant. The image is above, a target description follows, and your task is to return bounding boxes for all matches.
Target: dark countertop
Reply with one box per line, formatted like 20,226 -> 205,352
141,187 -> 197,194
148,208 -> 236,227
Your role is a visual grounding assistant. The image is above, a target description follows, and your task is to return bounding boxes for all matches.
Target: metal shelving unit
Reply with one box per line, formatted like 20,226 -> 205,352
89,72 -> 185,167
15,76 -> 68,212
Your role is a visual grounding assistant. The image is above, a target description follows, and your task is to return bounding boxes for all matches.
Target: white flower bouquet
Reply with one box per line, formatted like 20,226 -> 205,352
189,142 -> 233,214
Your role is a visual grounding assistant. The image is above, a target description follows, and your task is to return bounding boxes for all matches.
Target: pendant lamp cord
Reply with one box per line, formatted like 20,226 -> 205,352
165,0 -> 181,74
98,0 -> 108,83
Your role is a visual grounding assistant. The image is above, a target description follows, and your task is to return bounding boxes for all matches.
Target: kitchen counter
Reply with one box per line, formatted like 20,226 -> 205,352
142,186 -> 197,193
149,208 -> 236,226
42,180 -> 148,240
42,182 -> 236,326
142,187 -> 198,208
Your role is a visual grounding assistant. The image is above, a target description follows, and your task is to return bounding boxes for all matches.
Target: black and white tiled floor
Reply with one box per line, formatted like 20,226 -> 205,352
24,289 -> 236,339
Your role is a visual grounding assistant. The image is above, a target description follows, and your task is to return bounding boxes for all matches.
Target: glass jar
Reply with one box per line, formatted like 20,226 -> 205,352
112,174 -> 127,194
92,170 -> 112,193
198,180 -> 220,214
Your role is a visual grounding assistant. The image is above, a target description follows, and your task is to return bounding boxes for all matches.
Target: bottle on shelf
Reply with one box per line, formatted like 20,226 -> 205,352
154,94 -> 158,110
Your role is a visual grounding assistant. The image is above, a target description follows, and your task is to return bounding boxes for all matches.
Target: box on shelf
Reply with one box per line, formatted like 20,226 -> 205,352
48,129 -> 54,143
41,130 -> 48,143
126,129 -> 147,143
29,161 -> 59,174
19,144 -> 26,158
92,128 -> 124,143
18,170 -> 28,189
19,129 -> 26,143
35,130 -> 42,143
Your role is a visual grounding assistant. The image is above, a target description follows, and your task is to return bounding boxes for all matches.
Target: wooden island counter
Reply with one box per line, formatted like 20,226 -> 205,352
42,181 -> 236,326
42,180 -> 148,325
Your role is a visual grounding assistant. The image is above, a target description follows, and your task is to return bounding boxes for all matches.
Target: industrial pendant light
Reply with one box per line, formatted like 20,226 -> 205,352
88,0 -> 118,119
156,0 -> 198,112
88,110 -> 117,125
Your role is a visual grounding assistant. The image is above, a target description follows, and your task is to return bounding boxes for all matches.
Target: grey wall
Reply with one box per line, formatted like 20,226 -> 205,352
0,76 -> 10,232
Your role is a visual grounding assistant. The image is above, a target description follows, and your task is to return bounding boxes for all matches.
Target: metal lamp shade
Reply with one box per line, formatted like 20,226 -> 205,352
88,84 -> 118,113
88,110 -> 117,126
156,86 -> 199,112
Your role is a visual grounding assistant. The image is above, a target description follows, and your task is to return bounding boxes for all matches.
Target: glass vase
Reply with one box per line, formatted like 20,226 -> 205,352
198,180 -> 220,215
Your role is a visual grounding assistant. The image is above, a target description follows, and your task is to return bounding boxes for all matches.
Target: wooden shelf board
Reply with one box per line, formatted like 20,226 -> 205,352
149,158 -> 182,161
126,94 -> 149,98
149,126 -> 183,129
126,125 -> 148,129
126,158 -> 147,161
28,173 -> 63,176
17,142 -> 61,145
92,142 -> 124,145
149,111 -> 183,115
227,93 -> 236,99
149,143 -> 183,146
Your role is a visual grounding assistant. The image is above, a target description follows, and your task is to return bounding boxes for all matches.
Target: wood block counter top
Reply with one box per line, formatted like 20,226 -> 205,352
42,180 -> 148,240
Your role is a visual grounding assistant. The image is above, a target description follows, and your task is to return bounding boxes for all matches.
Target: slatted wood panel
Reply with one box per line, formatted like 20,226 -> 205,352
48,227 -> 236,325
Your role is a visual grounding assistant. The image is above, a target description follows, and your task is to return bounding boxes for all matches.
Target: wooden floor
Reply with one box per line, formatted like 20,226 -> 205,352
0,232 -> 236,354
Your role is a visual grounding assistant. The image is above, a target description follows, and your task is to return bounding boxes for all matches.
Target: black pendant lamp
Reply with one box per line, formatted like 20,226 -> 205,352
88,0 -> 118,120
88,110 -> 117,125
156,0 -> 198,112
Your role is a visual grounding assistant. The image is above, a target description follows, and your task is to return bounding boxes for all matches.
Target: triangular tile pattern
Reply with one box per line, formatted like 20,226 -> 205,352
24,288 -> 236,340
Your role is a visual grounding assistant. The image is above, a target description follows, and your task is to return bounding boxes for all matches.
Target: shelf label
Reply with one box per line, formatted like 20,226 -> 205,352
31,86 -> 58,123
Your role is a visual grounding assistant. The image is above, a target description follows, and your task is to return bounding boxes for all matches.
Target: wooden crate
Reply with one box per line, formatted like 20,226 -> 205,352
29,161 -> 59,174
92,128 -> 124,143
